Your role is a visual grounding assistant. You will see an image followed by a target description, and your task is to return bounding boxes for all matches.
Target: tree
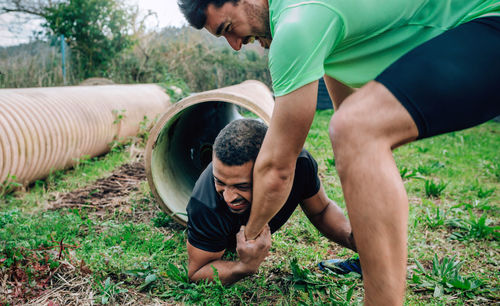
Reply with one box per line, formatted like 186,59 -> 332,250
1,0 -> 135,78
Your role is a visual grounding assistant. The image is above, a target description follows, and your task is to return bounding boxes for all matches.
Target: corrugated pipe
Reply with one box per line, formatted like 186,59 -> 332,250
145,80 -> 274,226
0,84 -> 171,189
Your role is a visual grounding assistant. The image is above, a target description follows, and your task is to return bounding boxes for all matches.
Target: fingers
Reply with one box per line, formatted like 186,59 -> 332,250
237,225 -> 246,244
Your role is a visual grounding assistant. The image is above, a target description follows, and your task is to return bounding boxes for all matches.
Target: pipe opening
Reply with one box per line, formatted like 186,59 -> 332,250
146,80 -> 274,226
150,101 -> 257,224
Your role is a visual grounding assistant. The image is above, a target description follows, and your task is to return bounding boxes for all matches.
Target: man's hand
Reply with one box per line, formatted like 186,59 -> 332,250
236,225 -> 271,273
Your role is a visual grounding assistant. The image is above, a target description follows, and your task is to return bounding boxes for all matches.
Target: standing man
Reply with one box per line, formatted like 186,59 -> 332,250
187,119 -> 359,285
178,0 -> 500,304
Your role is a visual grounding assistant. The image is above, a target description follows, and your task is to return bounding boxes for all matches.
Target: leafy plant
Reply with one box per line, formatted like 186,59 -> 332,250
125,262 -> 159,291
137,115 -> 151,142
411,255 -> 484,298
476,186 -> 495,199
0,174 -> 22,197
416,161 -> 445,176
453,201 -> 496,213
97,276 -> 129,304
288,258 -> 358,305
424,207 -> 448,228
446,210 -> 500,241
400,167 -> 423,180
152,212 -> 174,228
424,179 -> 448,198
112,109 -> 126,124
165,262 -> 190,284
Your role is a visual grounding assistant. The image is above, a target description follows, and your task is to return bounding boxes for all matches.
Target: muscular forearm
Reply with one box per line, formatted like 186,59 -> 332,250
189,259 -> 256,285
246,82 -> 318,239
307,200 -> 357,251
246,165 -> 295,239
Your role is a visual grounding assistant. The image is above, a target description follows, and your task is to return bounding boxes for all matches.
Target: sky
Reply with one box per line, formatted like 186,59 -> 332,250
0,0 -> 187,47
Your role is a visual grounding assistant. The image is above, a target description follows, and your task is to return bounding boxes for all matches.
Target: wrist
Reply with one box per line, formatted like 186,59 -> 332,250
244,225 -> 259,240
236,260 -> 259,275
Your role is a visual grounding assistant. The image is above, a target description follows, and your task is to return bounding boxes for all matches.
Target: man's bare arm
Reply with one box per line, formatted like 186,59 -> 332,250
187,226 -> 271,285
245,81 -> 319,240
301,185 -> 356,251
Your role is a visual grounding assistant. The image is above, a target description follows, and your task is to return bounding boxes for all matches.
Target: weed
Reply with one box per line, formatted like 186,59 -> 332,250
416,161 -> 445,176
97,276 -> 129,304
452,200 -> 495,212
0,175 -> 22,197
138,115 -> 151,142
288,258 -> 359,305
416,146 -> 430,153
72,155 -> 93,170
446,210 -> 500,241
124,262 -> 159,291
476,186 -> 495,199
400,167 -> 423,180
410,254 -> 484,298
112,109 -> 126,124
152,212 -> 174,227
165,262 -> 189,284
424,179 -> 448,198
424,207 -> 448,228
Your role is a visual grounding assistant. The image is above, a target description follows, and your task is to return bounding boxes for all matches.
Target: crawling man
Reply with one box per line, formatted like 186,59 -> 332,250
186,118 -> 359,284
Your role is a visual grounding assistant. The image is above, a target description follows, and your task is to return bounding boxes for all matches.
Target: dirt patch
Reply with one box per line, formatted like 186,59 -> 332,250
48,161 -> 146,211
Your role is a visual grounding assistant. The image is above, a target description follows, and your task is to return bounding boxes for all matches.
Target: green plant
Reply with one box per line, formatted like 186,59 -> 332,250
476,186 -> 495,199
97,276 -> 129,304
424,207 -> 448,228
112,109 -> 126,124
125,262 -> 159,291
410,255 -> 484,298
446,210 -> 500,241
452,200 -> 495,212
137,115 -> 151,142
288,258 -> 358,305
424,179 -> 448,198
152,212 -> 173,227
0,174 -> 22,197
400,167 -> 423,180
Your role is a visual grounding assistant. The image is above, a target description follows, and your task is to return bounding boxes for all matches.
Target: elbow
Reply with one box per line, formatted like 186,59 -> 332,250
255,158 -> 296,191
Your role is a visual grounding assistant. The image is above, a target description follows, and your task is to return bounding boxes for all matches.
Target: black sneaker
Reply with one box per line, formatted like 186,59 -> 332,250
318,258 -> 362,275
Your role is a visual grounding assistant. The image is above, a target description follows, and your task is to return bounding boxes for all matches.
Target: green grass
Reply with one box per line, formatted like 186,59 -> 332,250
1,110 -> 499,304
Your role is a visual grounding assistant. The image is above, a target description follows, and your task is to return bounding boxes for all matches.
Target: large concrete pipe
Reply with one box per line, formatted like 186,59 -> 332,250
0,84 -> 171,188
145,80 -> 274,226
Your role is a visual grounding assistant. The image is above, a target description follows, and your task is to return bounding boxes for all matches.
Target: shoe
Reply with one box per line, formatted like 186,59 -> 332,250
318,257 -> 362,275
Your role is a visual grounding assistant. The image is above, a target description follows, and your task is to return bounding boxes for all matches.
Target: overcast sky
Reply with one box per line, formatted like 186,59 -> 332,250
0,0 -> 187,47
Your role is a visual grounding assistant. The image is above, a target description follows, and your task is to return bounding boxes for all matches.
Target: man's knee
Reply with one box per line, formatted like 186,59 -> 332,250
329,82 -> 418,157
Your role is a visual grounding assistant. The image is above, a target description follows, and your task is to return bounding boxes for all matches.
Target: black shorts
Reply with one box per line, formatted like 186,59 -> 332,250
376,16 -> 500,139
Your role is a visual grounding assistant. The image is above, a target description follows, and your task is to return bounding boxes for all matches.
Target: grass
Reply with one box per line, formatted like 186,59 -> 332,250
1,110 -> 499,304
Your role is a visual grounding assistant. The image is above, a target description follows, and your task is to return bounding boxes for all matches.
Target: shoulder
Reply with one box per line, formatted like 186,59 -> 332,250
296,149 -> 318,171
269,2 -> 344,96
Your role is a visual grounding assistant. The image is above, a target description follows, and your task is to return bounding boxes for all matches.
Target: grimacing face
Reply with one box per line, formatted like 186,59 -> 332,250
204,0 -> 271,50
212,156 -> 253,214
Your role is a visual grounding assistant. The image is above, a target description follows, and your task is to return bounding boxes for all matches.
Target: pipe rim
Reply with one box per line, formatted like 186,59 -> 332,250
145,82 -> 274,226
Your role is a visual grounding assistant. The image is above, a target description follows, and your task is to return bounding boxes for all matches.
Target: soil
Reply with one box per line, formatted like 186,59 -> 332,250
48,161 -> 146,210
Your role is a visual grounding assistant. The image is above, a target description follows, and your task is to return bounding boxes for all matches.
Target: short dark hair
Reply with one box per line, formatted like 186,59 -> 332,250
213,118 -> 267,166
178,0 -> 240,29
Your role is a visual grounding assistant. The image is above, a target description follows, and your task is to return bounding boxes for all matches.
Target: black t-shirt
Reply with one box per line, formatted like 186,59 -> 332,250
187,149 -> 321,252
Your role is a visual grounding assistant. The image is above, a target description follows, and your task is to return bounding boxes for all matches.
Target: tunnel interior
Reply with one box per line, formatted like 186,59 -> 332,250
150,101 -> 256,223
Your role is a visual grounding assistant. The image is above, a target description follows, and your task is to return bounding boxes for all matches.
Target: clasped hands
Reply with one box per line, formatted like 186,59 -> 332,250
236,225 -> 271,274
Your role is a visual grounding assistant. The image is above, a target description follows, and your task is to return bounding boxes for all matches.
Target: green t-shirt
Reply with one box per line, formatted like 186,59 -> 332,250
268,0 -> 500,96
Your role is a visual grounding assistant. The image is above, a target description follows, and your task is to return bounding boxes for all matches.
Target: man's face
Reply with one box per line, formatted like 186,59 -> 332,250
204,0 -> 271,50
212,156 -> 253,214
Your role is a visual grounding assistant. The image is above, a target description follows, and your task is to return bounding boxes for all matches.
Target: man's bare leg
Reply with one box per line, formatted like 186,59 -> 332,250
329,81 -> 419,305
